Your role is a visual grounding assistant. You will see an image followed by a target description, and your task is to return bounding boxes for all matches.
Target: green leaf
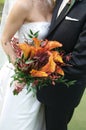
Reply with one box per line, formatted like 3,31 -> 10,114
34,31 -> 39,38
65,80 -> 76,87
21,54 -> 25,59
28,34 -> 33,38
13,89 -> 19,95
30,29 -> 33,35
25,60 -> 34,64
7,55 -> 11,63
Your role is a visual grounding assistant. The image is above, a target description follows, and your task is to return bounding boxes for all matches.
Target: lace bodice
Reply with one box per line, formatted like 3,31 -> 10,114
18,22 -> 50,43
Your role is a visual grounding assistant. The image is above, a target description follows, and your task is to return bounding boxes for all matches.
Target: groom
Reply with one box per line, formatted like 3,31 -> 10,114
37,0 -> 86,130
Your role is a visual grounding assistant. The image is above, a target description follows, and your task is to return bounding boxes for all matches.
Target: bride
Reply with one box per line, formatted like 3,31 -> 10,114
0,0 -> 55,129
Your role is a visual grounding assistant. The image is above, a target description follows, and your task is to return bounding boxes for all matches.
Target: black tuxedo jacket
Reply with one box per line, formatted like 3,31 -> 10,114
37,0 -> 86,110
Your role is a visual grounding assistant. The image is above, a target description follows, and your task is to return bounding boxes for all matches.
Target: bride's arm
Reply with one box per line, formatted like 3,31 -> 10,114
1,0 -> 30,65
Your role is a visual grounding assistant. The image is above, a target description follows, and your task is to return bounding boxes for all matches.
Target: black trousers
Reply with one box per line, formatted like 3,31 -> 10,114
45,106 -> 74,130
37,79 -> 86,130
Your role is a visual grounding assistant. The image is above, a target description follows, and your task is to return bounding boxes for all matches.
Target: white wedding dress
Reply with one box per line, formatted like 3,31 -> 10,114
0,22 -> 50,130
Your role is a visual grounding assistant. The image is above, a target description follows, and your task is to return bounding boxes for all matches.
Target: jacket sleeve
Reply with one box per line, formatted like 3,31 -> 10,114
63,22 -> 86,79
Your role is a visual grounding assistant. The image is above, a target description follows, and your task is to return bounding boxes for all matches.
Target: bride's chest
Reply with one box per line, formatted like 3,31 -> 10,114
18,22 -> 51,43
26,2 -> 53,23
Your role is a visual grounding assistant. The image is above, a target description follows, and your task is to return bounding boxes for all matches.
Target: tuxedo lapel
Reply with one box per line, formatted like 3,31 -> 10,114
48,0 -> 76,35
50,0 -> 63,27
66,0 -> 76,14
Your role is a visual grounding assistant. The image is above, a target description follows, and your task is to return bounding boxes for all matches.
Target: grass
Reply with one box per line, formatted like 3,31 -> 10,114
0,0 -> 4,4
68,90 -> 86,130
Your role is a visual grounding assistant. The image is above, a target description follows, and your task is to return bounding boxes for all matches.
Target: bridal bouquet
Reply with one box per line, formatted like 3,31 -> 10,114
11,31 -> 74,95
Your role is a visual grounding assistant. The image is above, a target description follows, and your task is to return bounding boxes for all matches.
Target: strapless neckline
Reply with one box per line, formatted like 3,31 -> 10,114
18,21 -> 51,43
22,21 -> 51,26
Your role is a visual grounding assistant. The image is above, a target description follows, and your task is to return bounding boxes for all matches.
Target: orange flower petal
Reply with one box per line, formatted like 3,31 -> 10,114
32,38 -> 41,47
18,43 -> 31,59
52,51 -> 64,63
56,66 -> 64,76
30,46 -> 37,58
40,54 -> 56,73
30,69 -> 48,77
45,41 -> 62,50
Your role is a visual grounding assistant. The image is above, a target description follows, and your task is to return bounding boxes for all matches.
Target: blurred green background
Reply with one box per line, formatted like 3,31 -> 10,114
0,0 -> 86,129
0,0 -> 4,4
0,0 -> 4,22
68,91 -> 86,130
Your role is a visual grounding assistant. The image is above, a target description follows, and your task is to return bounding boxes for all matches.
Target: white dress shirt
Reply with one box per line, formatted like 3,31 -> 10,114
57,0 -> 69,17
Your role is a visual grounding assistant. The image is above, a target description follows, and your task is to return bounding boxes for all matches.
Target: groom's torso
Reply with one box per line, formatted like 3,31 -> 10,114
37,0 -> 86,108
47,0 -> 86,53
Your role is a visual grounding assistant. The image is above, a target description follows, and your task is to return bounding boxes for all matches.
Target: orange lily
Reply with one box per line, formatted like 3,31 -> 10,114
40,54 -> 56,73
30,69 -> 48,77
45,41 -> 62,50
18,43 -> 31,59
32,38 -> 41,47
56,66 -> 64,76
52,51 -> 64,63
